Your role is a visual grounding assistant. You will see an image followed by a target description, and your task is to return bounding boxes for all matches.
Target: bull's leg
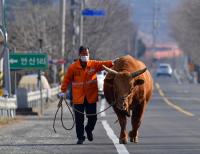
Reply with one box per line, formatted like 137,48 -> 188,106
129,102 -> 146,143
114,108 -> 128,144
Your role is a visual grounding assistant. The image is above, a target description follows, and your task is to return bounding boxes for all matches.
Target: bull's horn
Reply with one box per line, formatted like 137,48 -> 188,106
102,65 -> 118,74
131,67 -> 147,78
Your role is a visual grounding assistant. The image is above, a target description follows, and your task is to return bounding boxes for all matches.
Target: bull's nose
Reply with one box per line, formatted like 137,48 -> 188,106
116,104 -> 124,110
121,109 -> 130,117
118,102 -> 127,109
123,103 -> 128,109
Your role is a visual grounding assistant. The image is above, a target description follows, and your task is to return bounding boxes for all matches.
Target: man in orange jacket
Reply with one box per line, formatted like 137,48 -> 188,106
59,46 -> 113,144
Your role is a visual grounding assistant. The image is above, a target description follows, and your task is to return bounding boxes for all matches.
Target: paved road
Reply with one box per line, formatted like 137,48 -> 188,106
1,76 -> 200,154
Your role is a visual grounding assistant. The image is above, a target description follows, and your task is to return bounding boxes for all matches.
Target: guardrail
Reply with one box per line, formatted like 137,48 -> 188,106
51,86 -> 60,96
0,86 -> 60,118
27,89 -> 48,109
27,86 -> 60,108
0,96 -> 17,118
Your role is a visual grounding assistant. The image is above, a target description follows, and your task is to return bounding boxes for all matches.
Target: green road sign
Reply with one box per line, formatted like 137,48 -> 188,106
9,53 -> 48,70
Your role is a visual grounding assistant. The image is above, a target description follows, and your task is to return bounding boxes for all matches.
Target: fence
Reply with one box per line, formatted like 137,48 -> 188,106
0,86 -> 60,118
0,96 -> 17,118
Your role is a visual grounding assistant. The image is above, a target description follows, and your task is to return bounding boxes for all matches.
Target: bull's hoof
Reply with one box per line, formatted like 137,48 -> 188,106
119,138 -> 128,144
129,131 -> 139,143
130,137 -> 139,143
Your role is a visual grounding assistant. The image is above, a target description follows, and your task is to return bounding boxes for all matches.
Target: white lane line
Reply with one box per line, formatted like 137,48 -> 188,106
102,120 -> 129,154
100,99 -> 129,154
100,98 -> 106,117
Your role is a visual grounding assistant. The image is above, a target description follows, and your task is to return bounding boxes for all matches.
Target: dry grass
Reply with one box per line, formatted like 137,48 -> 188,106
0,117 -> 15,125
0,117 -> 23,128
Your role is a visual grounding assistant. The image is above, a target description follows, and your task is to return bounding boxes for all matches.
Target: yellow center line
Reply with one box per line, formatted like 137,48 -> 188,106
155,83 -> 194,117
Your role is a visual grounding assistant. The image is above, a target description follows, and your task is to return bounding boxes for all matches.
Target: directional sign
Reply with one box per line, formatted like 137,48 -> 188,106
82,8 -> 105,16
9,53 -> 48,70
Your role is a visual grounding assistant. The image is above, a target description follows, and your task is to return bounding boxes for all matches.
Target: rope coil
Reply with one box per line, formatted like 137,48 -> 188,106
53,98 -> 113,133
53,98 -> 75,133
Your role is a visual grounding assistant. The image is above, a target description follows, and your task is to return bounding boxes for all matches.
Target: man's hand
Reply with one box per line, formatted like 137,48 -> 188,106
57,92 -> 66,99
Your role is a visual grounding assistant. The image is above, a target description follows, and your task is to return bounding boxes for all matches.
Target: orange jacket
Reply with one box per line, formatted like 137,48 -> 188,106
61,60 -> 113,104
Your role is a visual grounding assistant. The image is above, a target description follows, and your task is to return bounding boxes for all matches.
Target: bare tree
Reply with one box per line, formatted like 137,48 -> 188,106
7,0 -> 137,61
169,0 -> 200,65
83,0 -> 136,59
7,1 -> 62,59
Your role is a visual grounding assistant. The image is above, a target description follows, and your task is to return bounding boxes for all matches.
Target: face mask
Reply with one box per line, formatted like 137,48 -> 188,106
80,55 -> 89,62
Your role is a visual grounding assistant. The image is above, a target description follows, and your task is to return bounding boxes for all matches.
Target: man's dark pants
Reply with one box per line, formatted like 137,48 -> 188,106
73,98 -> 97,140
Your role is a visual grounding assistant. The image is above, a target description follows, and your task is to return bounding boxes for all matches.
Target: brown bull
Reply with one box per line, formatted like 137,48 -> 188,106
103,55 -> 153,144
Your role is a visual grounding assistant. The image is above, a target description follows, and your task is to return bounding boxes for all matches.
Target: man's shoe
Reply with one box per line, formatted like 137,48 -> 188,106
85,127 -> 93,141
76,136 -> 85,144
76,139 -> 84,144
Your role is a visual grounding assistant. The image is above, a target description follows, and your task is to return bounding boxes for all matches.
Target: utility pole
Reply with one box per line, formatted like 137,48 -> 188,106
38,39 -> 43,115
71,0 -> 76,53
60,0 -> 66,72
71,0 -> 81,59
1,0 -> 11,97
80,0 -> 85,46
153,0 -> 159,52
134,31 -> 138,58
71,0 -> 80,58
0,0 -> 2,27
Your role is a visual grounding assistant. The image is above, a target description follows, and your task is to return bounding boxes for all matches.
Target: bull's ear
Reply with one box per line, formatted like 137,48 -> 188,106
134,79 -> 144,86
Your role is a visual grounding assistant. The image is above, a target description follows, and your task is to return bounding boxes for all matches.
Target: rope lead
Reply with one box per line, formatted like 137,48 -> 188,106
53,98 -> 75,133
53,98 -> 113,133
